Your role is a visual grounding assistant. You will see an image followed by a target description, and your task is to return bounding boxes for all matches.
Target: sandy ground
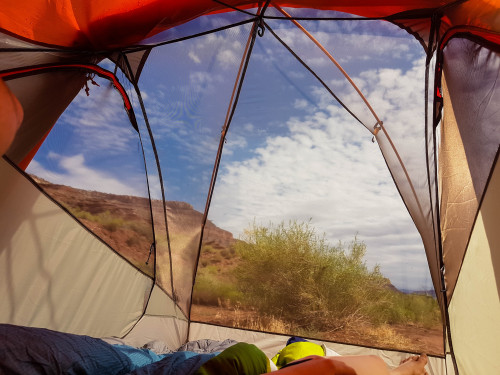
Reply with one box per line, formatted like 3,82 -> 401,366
191,304 -> 444,356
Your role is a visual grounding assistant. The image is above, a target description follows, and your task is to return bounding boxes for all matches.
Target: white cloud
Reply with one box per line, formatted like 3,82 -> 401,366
191,31 -> 245,69
259,23 -> 421,77
294,99 -> 309,110
60,86 -> 137,154
223,134 -> 248,155
178,134 -> 219,163
217,48 -> 239,66
188,50 -> 202,64
27,154 -> 144,196
189,71 -> 215,92
208,61 -> 431,290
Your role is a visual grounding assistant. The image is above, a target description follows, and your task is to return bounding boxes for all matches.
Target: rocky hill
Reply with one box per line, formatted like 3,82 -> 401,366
32,176 -> 235,275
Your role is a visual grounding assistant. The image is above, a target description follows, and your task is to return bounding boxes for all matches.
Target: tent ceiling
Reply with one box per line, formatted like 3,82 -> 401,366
2,0 -> 496,50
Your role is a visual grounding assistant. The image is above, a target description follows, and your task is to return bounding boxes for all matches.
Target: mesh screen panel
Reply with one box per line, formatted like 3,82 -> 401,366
137,21 -> 253,314
138,10 -> 255,46
190,16 -> 441,354
23,73 -> 155,277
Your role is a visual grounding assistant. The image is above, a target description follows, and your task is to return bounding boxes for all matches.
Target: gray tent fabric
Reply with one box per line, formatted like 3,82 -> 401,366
440,37 -> 500,301
5,72 -> 87,164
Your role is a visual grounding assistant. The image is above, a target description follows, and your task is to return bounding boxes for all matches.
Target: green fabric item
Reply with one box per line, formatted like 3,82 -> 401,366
194,342 -> 270,375
271,342 -> 325,369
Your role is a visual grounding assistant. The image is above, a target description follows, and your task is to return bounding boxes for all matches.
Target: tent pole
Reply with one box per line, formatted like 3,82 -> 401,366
274,3 -> 426,226
187,0 -> 272,341
431,27 -> 460,375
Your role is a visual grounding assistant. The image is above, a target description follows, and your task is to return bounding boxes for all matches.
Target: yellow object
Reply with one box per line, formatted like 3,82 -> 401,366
272,342 -> 325,369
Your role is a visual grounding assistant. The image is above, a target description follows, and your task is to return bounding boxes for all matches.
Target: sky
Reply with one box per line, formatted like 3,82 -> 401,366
27,10 -> 434,291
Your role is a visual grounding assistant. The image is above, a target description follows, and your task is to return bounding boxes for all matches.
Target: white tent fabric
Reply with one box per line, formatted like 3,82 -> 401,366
0,159 -> 153,337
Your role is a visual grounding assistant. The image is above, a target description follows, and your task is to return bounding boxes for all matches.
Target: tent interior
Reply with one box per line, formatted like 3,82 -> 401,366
1,1 -> 499,374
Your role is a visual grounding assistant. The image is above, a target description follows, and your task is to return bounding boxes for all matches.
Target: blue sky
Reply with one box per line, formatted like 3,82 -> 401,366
27,12 -> 434,291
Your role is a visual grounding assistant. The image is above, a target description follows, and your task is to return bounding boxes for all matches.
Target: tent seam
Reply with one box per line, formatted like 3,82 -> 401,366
432,29 -> 460,374
121,58 -> 184,317
117,53 -> 160,338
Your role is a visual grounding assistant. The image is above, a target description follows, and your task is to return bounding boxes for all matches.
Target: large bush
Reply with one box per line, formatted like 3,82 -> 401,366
234,220 -> 390,331
193,261 -> 243,306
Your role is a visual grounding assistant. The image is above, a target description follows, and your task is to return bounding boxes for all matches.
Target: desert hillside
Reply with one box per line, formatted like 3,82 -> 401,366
32,176 -> 235,275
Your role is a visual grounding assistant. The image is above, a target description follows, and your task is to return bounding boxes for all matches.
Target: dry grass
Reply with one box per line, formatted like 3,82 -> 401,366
208,302 -> 293,334
191,303 -> 443,355
230,309 -> 410,350
355,324 -> 412,349
234,310 -> 292,334
241,314 -> 424,354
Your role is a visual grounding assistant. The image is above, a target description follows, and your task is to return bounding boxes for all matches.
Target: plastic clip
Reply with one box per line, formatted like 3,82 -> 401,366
372,121 -> 382,143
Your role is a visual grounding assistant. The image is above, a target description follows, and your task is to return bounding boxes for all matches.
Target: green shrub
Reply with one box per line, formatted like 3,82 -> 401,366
68,207 -> 95,221
234,221 -> 378,330
233,220 -> 440,332
69,207 -> 152,239
359,287 -> 441,328
202,245 -> 216,255
211,253 -> 223,264
193,271 -> 242,306
129,221 -> 153,239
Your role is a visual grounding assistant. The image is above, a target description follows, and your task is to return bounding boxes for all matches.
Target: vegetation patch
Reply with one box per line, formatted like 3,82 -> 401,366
193,220 -> 442,353
193,265 -> 242,306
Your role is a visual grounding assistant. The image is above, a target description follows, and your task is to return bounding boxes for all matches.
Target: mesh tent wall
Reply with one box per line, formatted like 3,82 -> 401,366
1,1 -> 499,374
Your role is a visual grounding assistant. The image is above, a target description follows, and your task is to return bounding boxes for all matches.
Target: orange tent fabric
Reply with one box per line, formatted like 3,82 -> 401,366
4,0 -> 498,49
